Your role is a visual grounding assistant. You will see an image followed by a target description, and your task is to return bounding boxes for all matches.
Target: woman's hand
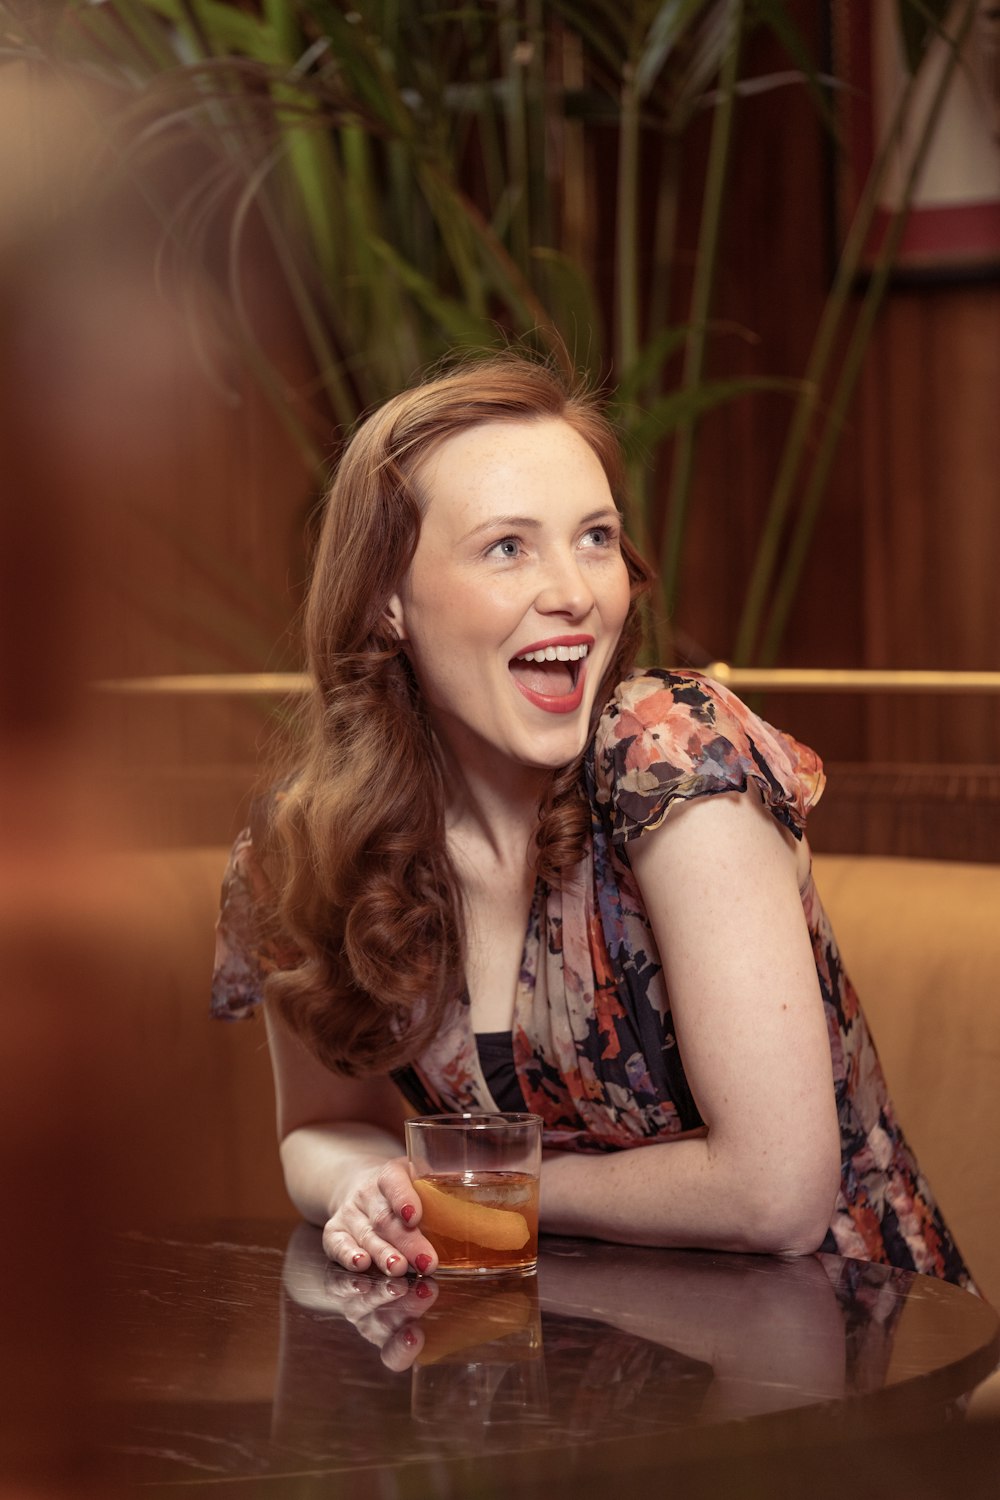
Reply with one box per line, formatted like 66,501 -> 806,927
321,1155 -> 439,1278
262,1001 -> 438,1272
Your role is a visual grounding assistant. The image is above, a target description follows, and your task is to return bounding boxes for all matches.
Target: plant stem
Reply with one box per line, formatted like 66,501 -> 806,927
500,0 -> 530,271
525,0 -> 551,254
615,59 -> 641,381
659,0 -> 743,622
645,131 -> 681,419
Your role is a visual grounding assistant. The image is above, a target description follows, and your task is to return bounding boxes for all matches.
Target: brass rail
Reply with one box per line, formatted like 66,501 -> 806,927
704,664 -> 1000,695
95,672 -> 311,696
94,666 -> 1000,697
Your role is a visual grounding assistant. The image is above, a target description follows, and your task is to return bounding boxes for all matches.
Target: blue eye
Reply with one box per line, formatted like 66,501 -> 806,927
581,524 -> 617,547
489,536 -> 521,559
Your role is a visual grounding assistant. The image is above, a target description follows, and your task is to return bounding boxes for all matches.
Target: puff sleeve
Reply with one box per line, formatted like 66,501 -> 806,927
590,669 -> 825,845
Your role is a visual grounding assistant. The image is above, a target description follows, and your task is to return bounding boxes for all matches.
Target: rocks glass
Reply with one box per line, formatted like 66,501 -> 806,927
405,1112 -> 543,1277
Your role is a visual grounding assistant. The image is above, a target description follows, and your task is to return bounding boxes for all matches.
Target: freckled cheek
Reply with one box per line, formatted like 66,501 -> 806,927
453,581 -> 528,639
603,565 -> 632,632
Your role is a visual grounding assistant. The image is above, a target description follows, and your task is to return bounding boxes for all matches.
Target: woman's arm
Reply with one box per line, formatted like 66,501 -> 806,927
540,790 -> 841,1255
264,1003 -> 440,1276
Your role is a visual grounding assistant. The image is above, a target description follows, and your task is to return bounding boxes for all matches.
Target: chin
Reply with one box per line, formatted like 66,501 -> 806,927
516,729 -> 590,772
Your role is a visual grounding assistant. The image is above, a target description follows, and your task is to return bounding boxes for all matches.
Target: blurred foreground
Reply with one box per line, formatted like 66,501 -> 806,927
0,65 -> 296,1495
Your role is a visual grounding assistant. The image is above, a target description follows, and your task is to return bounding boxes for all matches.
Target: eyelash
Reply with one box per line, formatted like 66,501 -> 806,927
485,524 -> 619,560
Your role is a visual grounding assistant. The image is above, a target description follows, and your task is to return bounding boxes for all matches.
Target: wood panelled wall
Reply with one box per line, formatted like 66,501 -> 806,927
8,24 -> 996,858
658,8 -> 999,857
859,290 -> 1000,767
670,11 -> 999,746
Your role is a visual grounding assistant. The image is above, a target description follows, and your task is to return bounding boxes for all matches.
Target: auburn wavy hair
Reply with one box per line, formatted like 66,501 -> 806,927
265,353 -> 652,1075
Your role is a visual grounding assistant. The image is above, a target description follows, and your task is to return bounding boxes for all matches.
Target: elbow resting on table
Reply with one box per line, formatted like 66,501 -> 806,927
742,1208 -> 831,1259
732,1174 -> 839,1258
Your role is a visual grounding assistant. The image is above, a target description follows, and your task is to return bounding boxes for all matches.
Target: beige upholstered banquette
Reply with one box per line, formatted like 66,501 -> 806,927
124,847 -> 1000,1313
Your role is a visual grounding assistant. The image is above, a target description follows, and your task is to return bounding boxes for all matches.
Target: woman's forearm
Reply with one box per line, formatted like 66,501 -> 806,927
279,1123 -> 836,1254
278,1121 -> 405,1227
540,1134 -> 837,1256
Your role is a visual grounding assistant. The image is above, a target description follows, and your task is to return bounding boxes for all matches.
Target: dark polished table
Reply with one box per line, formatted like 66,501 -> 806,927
97,1219 -> 1000,1500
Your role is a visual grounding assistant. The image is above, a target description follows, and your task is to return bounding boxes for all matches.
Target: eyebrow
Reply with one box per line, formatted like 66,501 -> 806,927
459,507 -> 623,543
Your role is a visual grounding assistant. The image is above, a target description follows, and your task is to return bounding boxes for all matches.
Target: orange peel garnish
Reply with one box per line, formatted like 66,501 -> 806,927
413,1177 -> 530,1251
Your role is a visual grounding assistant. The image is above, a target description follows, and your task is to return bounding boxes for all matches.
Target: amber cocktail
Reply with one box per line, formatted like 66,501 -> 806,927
405,1113 -> 542,1277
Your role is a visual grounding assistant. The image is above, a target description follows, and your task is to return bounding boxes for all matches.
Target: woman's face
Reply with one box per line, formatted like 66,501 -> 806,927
387,417 -> 631,776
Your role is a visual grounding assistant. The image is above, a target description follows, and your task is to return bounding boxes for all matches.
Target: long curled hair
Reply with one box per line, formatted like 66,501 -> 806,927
265,353 -> 652,1075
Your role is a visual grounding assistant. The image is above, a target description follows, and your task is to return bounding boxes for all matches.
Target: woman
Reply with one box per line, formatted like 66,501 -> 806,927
213,354 -> 970,1288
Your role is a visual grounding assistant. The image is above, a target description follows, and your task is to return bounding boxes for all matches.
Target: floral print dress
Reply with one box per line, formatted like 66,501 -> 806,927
212,670 -> 972,1287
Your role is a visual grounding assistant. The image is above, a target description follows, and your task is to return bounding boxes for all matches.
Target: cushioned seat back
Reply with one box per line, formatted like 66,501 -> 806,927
814,854 -> 1000,1305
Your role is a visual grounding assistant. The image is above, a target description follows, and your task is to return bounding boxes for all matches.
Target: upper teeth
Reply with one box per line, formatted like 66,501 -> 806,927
517,643 -> 589,663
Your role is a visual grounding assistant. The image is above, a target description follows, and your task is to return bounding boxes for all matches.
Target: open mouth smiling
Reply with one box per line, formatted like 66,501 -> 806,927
508,638 -> 592,713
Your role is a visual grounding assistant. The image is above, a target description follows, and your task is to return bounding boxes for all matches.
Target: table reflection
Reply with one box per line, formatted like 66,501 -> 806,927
275,1221 -> 889,1446
102,1221 -> 998,1495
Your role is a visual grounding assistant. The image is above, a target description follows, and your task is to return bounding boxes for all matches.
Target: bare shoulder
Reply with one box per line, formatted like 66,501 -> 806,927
628,785 -> 810,895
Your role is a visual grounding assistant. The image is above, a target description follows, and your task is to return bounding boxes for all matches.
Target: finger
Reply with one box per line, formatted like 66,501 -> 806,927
360,1285 -> 423,1343
410,1276 -> 439,1311
329,1202 -> 411,1277
313,1267 -> 375,1309
326,1160 -> 439,1277
365,1222 -> 439,1277
325,1270 -> 408,1317
377,1158 -> 422,1232
342,1195 -> 438,1277
321,1223 -> 374,1274
354,1220 -> 413,1278
348,1281 -> 414,1345
373,1165 -> 441,1276
380,1320 -> 425,1372
363,1277 -> 437,1325
350,1278 -> 436,1366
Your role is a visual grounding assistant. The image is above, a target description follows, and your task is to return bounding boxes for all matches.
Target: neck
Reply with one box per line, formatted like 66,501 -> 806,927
431,724 -> 554,870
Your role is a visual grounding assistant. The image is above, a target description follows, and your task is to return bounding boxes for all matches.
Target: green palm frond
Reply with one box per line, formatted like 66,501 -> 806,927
5,0 -> 970,672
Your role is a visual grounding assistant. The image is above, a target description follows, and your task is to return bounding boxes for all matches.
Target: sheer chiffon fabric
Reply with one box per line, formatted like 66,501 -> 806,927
212,671 -> 973,1287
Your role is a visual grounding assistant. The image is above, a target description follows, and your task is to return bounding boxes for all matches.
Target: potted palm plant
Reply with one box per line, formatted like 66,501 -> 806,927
2,0 -> 967,667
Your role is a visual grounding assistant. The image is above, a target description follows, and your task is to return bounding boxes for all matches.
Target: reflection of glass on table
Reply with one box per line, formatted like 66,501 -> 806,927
410,1276 -> 547,1426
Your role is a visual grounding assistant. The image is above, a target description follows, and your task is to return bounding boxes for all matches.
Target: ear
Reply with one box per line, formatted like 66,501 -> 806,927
385,593 -> 408,643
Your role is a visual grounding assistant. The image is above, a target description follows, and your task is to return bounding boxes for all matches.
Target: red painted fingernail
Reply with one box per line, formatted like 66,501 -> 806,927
386,1255 -> 401,1272
402,1326 -> 418,1347
400,1203 -> 416,1224
414,1277 -> 434,1298
352,1252 -> 366,1267
414,1253 -> 433,1274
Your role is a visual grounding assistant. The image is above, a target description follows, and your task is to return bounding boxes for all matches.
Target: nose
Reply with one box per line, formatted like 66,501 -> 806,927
534,548 -> 595,621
